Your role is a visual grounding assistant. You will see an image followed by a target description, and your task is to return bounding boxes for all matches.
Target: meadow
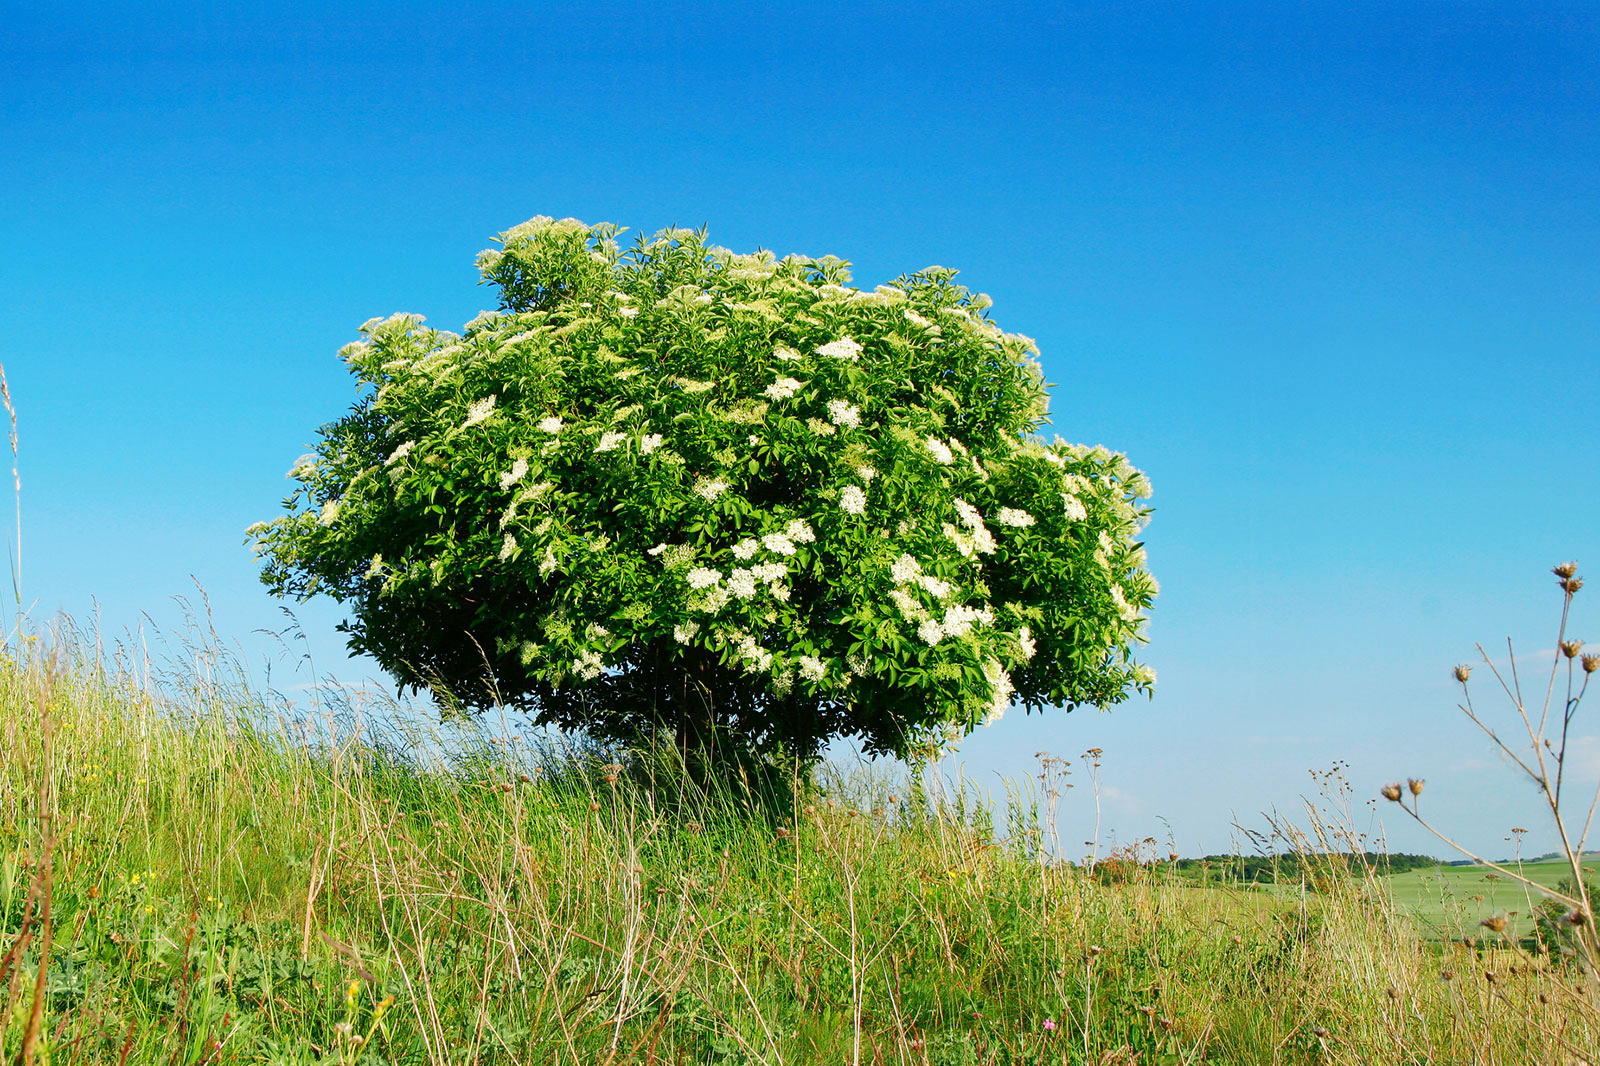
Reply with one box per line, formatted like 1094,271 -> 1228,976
2,622 -> 1598,1065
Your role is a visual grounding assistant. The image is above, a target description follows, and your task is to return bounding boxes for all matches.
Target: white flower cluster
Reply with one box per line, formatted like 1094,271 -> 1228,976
773,345 -> 801,361
816,336 -> 863,361
761,532 -> 798,555
648,542 -> 696,568
641,433 -> 663,454
595,431 -> 627,453
695,478 -> 730,501
498,533 -> 517,561
839,484 -> 867,514
686,567 -> 722,590
1110,584 -> 1140,622
732,538 -> 759,560
917,603 -> 995,647
925,437 -> 954,465
904,309 -> 933,329
1017,626 -> 1036,661
798,655 -> 827,682
1061,493 -> 1088,521
994,507 -> 1035,528
383,442 -> 413,467
464,395 -> 496,427
855,465 -> 877,482
672,377 -> 716,394
537,416 -> 563,434
318,500 -> 341,526
1132,663 -> 1157,686
573,649 -> 604,681
764,377 -> 803,401
734,632 -> 772,672
982,657 -> 1015,724
943,498 -> 997,557
499,458 -> 528,489
673,621 -> 700,644
785,519 -> 816,543
826,399 -> 861,427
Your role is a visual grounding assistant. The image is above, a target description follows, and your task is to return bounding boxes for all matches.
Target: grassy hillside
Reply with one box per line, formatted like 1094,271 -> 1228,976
2,626 -> 1598,1064
1386,859 -> 1600,940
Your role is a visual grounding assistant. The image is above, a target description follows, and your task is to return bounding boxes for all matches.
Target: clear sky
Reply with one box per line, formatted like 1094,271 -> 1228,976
3,1 -> 1597,858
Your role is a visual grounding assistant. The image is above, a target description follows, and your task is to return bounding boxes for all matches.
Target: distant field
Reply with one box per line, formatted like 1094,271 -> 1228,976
1386,858 -> 1600,938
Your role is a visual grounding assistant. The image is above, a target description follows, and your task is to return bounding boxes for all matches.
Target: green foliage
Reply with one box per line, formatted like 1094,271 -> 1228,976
250,217 -> 1157,764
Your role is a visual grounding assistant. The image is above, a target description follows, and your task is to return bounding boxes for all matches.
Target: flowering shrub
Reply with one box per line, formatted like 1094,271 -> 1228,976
251,217 -> 1156,767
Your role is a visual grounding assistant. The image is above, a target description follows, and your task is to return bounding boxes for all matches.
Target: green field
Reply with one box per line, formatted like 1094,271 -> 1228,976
3,628 -> 1599,1064
1386,858 -> 1600,940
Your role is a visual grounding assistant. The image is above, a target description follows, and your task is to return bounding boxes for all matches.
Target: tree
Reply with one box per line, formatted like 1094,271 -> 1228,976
250,217 -> 1157,776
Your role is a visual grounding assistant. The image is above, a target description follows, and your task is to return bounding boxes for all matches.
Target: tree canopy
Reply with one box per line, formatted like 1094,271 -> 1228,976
250,217 -> 1157,770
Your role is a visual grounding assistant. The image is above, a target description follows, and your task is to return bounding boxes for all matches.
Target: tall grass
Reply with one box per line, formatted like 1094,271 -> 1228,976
2,622 -> 1598,1064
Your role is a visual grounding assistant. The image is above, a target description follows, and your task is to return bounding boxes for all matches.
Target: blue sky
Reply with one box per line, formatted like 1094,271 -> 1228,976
3,1 -> 1597,857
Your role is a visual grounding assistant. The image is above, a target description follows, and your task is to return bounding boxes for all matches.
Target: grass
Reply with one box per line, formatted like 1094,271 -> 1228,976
1386,858 -> 1600,941
3,623 -> 1600,1064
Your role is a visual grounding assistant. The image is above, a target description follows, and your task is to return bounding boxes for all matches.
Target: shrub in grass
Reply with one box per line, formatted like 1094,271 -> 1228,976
250,217 -> 1157,782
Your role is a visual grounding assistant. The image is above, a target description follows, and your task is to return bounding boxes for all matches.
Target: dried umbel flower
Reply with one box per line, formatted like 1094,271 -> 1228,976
1584,654 -> 1599,675
1453,664 -> 1472,683
1408,778 -> 1425,796
1554,561 -> 1579,579
1565,908 -> 1590,927
1381,783 -> 1404,802
1561,640 -> 1584,659
1564,576 -> 1585,595
1480,914 -> 1508,933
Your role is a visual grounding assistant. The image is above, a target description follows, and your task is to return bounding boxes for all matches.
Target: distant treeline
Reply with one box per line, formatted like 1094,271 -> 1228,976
1168,853 -> 1440,883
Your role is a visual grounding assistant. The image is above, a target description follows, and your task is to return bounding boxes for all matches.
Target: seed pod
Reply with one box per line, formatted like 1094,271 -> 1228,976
1381,783 -> 1403,802
1408,778 -> 1426,796
1453,664 -> 1472,683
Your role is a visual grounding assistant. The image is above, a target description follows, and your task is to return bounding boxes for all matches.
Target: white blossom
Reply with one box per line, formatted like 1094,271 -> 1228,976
889,587 -> 927,621
995,507 -> 1035,528
1061,493 -> 1087,521
618,306 -> 639,318
1109,583 -> 1139,621
318,500 -> 341,526
694,478 -> 730,501
673,621 -> 701,644
773,345 -> 801,361
764,376 -> 803,401
732,538 -> 760,560
383,442 -> 413,467
816,336 -> 863,361
539,548 -> 558,576
498,533 -> 517,561
761,532 -> 797,556
826,399 -> 861,427
365,554 -> 383,579
686,567 -> 722,590
499,458 -> 529,489
537,416 -> 563,434
982,658 -> 1014,724
464,395 -> 496,427
695,587 -> 730,613
770,583 -> 791,601
747,562 -> 783,583
641,433 -> 664,454
939,603 -> 992,639
904,309 -> 933,329
798,655 -> 827,682
917,574 -> 954,600
735,633 -> 773,672
1132,664 -> 1157,686
784,519 -> 816,543
839,484 -> 867,514
674,377 -> 716,394
595,431 -> 627,453
771,670 -> 795,697
890,554 -> 923,584
917,619 -> 945,646
573,649 -> 604,681
925,437 -> 954,464
953,498 -> 984,529
847,652 -> 870,677
855,465 -> 877,482
727,568 -> 760,599
1017,626 -> 1036,661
